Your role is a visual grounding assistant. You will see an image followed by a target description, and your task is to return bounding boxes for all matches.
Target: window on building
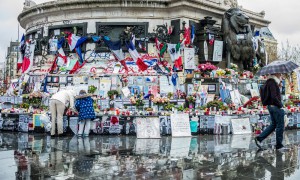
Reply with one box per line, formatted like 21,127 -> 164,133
96,22 -> 149,53
48,23 -> 87,54
25,28 -> 43,55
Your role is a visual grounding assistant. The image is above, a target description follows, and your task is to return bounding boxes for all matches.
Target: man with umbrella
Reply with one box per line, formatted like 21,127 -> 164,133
255,60 -> 298,151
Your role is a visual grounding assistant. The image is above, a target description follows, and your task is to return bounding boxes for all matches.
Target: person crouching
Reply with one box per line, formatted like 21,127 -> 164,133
75,90 -> 96,137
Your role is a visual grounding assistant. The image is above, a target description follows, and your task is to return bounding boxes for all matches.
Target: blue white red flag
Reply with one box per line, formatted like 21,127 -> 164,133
17,34 -> 25,71
103,36 -> 128,71
67,33 -> 87,51
126,39 -> 148,71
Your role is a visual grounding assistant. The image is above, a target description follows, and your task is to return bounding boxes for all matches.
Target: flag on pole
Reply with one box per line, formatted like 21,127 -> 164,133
22,40 -> 35,74
126,40 -> 148,71
103,36 -> 129,72
67,33 -> 87,51
183,27 -> 191,46
167,43 -> 182,71
138,41 -> 146,51
155,38 -> 167,58
17,34 -> 25,71
57,37 -> 67,65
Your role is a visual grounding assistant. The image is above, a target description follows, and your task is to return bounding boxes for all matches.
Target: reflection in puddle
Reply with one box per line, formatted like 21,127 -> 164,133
0,131 -> 300,179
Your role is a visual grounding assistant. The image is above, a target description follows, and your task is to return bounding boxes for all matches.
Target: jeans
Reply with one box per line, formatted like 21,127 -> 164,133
257,105 -> 285,149
78,119 -> 91,136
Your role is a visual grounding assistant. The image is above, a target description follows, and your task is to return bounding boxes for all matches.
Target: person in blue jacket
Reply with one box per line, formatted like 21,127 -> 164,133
75,90 -> 96,137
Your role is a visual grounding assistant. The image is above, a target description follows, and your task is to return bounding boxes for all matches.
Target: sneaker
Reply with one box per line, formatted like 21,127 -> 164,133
83,134 -> 89,137
276,146 -> 289,152
254,137 -> 262,149
77,134 -> 83,137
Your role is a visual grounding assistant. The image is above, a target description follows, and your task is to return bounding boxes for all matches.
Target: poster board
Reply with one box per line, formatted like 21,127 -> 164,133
231,118 -> 252,134
159,116 -> 172,135
18,115 -> 29,132
33,114 -> 44,128
136,117 -> 161,138
212,40 -> 223,62
184,48 -> 196,69
170,114 -> 191,137
159,76 -> 172,94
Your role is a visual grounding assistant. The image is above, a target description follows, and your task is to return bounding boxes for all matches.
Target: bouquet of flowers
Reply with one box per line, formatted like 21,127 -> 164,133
186,95 -> 196,103
151,96 -> 170,105
216,69 -> 226,77
253,64 -> 261,74
198,63 -> 217,72
230,63 -> 238,71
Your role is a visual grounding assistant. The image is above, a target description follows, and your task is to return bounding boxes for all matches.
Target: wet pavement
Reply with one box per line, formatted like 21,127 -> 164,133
0,131 -> 300,180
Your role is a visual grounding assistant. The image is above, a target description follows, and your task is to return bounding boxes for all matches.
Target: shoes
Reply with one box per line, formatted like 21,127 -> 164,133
254,137 -> 262,149
77,134 -> 82,138
83,134 -> 89,137
276,146 -> 289,152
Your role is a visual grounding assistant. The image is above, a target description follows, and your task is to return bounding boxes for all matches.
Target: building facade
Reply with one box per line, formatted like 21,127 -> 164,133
5,42 -> 20,82
18,0 -> 276,74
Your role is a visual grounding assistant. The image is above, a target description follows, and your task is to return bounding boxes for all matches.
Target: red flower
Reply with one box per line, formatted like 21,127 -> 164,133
110,116 -> 119,125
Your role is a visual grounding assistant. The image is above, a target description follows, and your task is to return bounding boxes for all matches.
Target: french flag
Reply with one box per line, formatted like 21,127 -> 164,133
17,34 -> 25,71
138,41 -> 146,51
57,37 -> 67,64
103,36 -> 128,71
67,33 -> 87,51
126,40 -> 148,71
22,40 -> 35,74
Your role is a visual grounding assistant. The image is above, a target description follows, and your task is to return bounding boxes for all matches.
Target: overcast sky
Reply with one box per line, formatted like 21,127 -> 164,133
0,0 -> 300,63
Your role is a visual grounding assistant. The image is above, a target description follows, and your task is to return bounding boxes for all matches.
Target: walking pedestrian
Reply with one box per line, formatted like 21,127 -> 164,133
255,73 -> 286,151
75,90 -> 96,137
50,89 -> 76,137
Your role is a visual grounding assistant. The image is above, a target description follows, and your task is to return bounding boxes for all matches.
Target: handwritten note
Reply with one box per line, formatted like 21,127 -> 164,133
170,114 -> 191,137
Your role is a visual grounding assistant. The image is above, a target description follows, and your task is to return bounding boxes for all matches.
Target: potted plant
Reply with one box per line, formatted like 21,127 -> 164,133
107,90 -> 119,99
186,95 -> 196,109
88,85 -> 97,94
198,63 -> 217,77
167,92 -> 173,99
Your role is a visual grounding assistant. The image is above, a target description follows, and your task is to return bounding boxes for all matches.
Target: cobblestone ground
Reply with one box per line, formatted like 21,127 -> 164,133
0,131 -> 300,179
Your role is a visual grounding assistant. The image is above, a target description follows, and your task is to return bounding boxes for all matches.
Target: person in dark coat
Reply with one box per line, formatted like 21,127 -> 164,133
255,73 -> 286,151
75,90 -> 96,137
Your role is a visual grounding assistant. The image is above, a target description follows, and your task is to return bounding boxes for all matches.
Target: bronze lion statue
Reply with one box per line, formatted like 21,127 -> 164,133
222,8 -> 255,70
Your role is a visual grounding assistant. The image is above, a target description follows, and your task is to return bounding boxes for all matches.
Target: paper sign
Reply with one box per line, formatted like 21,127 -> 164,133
231,118 -> 252,134
170,114 -> 191,137
212,40 -> 223,62
159,116 -> 172,135
136,117 -> 161,138
184,48 -> 195,69
159,76 -> 172,94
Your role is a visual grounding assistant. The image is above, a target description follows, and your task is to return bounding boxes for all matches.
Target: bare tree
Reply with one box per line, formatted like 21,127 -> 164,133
278,40 -> 300,64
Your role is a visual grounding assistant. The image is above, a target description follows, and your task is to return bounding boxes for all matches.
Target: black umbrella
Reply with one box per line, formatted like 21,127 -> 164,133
256,60 -> 299,76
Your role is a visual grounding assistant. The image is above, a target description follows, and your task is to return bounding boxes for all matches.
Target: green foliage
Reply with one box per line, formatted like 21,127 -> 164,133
206,100 -> 225,109
164,103 -> 174,111
88,85 -> 97,94
107,90 -> 119,98
176,105 -> 184,111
